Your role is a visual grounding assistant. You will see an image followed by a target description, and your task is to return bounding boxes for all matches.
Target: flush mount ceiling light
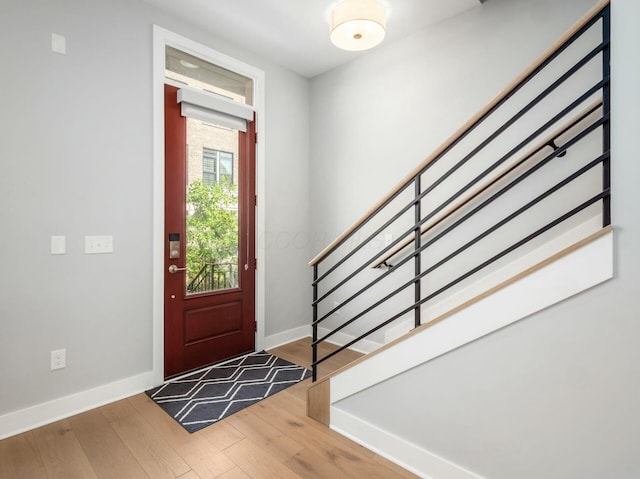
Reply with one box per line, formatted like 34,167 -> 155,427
179,59 -> 199,69
330,0 -> 386,51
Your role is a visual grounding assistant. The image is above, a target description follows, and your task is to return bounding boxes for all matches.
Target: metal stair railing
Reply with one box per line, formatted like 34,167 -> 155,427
309,0 -> 611,382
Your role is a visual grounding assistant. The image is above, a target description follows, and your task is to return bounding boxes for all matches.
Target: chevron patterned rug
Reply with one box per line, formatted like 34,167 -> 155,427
146,351 -> 311,433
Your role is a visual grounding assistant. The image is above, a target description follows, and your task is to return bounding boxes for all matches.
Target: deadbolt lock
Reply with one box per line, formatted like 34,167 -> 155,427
169,233 -> 180,259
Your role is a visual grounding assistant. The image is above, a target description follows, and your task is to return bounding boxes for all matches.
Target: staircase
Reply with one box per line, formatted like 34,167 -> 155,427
307,0 -> 612,475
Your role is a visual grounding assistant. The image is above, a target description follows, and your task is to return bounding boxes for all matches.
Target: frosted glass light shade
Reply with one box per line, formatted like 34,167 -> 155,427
330,0 -> 386,51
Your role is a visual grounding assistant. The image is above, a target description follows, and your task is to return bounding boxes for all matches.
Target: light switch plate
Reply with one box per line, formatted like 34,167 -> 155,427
51,33 -> 66,54
85,235 -> 113,254
51,235 -> 66,255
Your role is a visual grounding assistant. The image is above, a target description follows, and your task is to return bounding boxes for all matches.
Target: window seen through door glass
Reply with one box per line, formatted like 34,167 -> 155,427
203,148 -> 234,186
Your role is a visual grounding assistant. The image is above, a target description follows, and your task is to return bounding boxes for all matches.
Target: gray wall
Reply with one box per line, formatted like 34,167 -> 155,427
328,0 -> 640,478
309,0 -> 607,343
0,0 -> 310,415
309,0 -> 603,250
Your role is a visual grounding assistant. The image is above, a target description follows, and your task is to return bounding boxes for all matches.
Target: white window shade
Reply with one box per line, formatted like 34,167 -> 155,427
177,87 -> 254,132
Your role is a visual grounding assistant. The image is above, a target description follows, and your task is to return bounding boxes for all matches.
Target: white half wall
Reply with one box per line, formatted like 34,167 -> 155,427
331,231 -> 613,478
332,230 -> 613,404
385,215 -> 602,343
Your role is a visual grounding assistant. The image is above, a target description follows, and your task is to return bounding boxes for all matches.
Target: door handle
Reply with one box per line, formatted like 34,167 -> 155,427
168,264 -> 188,274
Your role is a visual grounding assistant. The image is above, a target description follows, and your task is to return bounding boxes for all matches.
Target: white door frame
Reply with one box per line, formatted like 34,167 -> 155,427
152,26 -> 266,384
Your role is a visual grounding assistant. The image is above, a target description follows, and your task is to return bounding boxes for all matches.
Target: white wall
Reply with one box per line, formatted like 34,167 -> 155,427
0,0 -> 310,421
320,0 -> 640,477
262,67 -> 311,337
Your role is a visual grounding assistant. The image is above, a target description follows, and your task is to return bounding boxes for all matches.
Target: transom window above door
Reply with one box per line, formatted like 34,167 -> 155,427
165,46 -> 254,106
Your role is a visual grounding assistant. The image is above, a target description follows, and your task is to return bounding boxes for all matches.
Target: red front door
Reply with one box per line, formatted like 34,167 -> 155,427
164,84 -> 256,378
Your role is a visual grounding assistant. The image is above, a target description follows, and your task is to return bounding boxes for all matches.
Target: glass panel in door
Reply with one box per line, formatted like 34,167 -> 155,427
185,117 -> 240,294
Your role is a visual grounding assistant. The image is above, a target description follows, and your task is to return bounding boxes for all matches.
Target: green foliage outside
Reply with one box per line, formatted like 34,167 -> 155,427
186,180 -> 238,289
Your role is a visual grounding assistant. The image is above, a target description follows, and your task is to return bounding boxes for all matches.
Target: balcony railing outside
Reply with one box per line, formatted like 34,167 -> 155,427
187,261 -> 238,293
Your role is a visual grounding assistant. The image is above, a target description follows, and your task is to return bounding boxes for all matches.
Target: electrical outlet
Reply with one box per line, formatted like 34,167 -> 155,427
51,349 -> 66,370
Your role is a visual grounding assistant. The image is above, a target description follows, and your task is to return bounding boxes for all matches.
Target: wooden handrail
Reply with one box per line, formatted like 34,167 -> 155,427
309,0 -> 610,267
369,99 -> 604,269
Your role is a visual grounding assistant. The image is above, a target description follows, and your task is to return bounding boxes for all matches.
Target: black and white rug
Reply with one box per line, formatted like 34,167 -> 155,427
146,351 -> 311,433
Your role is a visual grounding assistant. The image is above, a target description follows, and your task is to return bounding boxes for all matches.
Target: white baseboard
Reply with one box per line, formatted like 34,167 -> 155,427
317,326 -> 382,354
264,325 -> 311,350
331,408 -> 485,479
263,324 -> 382,355
0,322 -> 319,440
0,370 -> 159,440
0,324 -> 376,441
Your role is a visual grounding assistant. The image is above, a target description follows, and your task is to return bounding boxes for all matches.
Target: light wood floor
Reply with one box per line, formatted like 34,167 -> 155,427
0,338 -> 418,479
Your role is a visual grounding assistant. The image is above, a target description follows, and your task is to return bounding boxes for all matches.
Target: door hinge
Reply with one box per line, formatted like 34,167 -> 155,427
254,321 -> 258,332
254,132 -> 258,144
254,258 -> 257,270
255,194 -> 257,206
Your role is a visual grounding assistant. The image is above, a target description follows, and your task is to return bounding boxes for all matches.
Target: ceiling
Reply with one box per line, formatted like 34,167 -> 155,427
142,0 -> 482,78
